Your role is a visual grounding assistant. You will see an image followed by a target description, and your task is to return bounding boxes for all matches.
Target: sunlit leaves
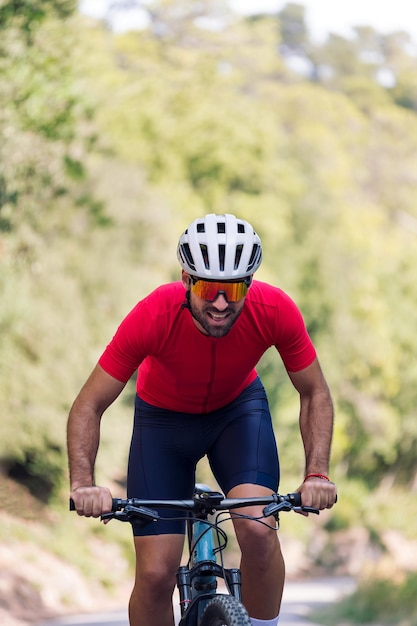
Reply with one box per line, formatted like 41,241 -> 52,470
2,3 -> 417,498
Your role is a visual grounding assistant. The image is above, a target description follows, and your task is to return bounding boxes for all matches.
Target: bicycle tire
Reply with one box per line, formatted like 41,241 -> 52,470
200,595 -> 251,626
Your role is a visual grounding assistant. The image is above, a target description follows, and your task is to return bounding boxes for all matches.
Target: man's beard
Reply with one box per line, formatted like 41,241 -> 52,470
189,300 -> 242,337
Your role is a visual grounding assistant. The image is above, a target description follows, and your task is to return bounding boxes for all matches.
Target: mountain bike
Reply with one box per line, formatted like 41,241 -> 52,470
70,485 -> 319,626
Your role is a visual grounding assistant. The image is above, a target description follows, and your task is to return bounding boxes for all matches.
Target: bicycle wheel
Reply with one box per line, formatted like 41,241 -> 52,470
200,595 -> 251,626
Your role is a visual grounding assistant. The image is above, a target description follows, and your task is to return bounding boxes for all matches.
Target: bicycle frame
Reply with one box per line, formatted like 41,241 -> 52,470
176,485 -> 244,626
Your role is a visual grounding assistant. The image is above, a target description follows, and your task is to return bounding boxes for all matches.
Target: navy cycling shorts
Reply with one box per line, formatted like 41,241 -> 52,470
127,377 -> 280,536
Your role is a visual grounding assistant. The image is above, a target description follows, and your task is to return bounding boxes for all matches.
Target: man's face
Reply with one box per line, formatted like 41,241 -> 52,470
182,272 -> 247,338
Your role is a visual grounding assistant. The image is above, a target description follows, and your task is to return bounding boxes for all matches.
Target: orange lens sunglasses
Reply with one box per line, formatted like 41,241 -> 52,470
190,277 -> 251,302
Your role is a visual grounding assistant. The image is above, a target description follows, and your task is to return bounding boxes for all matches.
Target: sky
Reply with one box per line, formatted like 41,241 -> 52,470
231,0 -> 417,43
79,0 -> 417,43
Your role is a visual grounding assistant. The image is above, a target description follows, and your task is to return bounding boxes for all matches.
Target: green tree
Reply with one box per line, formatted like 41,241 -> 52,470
0,2 -> 108,498
277,2 -> 309,57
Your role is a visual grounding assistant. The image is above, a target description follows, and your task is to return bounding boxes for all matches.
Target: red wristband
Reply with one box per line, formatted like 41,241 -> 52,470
304,473 -> 330,482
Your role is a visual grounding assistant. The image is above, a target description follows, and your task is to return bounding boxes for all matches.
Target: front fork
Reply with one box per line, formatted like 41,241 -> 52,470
176,564 -> 244,618
176,517 -> 243,623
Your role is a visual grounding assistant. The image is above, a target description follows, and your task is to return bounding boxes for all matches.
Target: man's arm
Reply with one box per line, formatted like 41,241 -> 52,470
288,358 -> 337,510
67,363 -> 126,517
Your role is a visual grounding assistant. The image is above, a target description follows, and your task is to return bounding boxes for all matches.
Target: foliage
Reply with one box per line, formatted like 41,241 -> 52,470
0,0 -> 76,33
314,571 -> 417,625
0,3 -> 111,496
2,4 -> 417,622
1,1 -> 417,513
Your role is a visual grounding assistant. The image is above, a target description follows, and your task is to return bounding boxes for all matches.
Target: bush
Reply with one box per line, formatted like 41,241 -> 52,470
314,571 -> 417,625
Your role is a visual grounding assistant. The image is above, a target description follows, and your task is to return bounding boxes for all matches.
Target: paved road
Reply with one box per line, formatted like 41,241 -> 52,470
37,577 -> 355,626
279,577 -> 355,625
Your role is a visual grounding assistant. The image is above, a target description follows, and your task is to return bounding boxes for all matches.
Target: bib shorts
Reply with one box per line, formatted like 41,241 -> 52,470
127,377 -> 280,536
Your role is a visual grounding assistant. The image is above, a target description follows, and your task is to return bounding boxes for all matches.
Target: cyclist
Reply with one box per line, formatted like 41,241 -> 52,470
67,213 -> 337,626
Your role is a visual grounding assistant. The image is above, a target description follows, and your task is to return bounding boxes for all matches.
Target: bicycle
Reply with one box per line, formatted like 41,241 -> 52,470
70,485 -> 319,626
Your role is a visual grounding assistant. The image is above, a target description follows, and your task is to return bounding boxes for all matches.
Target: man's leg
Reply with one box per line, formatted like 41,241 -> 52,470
228,483 -> 285,621
129,534 -> 184,626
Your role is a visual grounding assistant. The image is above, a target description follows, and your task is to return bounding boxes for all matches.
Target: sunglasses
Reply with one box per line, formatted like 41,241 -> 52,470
190,276 -> 252,302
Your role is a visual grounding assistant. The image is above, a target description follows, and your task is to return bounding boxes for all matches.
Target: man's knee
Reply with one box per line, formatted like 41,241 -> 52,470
237,521 -> 281,562
134,557 -> 178,596
238,517 -> 279,544
133,534 -> 183,597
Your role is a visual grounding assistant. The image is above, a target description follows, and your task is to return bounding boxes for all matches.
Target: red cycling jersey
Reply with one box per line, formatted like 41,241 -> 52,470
98,280 -> 316,413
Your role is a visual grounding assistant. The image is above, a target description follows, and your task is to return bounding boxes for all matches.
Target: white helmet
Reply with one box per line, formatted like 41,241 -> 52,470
177,213 -> 262,280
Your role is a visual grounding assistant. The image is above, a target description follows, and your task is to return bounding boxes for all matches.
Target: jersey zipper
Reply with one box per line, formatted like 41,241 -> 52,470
201,339 -> 217,413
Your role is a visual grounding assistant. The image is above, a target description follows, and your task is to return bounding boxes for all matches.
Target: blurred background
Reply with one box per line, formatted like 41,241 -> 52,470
1,1 -> 417,624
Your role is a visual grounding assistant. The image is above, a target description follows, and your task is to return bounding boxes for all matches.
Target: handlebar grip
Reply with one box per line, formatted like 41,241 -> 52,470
69,497 -> 121,511
112,498 -> 122,511
287,492 -> 302,507
289,491 -> 338,511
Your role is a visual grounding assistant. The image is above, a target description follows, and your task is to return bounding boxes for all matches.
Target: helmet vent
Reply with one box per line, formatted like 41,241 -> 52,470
234,244 -> 243,269
238,224 -> 245,233
197,223 -> 205,233
181,243 -> 196,271
247,244 -> 261,272
218,244 -> 225,271
217,222 -> 226,234
200,244 -> 209,269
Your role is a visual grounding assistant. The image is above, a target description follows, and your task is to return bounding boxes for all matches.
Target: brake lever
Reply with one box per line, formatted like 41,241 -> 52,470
295,506 -> 320,515
263,501 -> 292,517
101,511 -> 130,522
101,505 -> 159,523
263,502 -> 320,518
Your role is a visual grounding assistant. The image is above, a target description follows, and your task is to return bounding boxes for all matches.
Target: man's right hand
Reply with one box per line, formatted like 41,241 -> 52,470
70,485 -> 113,518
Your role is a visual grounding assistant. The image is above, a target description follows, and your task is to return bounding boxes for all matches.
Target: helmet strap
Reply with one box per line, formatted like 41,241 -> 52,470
181,291 -> 203,326
181,290 -> 192,312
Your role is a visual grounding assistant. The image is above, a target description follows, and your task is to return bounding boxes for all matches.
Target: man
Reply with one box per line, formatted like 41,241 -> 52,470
67,213 -> 336,626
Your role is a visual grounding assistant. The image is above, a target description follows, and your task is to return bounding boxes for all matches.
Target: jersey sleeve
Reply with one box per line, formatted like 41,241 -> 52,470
97,283 -> 184,383
98,307 -> 144,382
98,295 -> 158,383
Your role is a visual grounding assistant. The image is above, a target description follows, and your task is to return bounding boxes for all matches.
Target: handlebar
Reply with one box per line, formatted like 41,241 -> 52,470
69,491 -> 320,522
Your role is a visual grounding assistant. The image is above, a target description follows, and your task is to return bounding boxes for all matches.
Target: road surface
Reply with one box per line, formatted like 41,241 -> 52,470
37,577 -> 355,626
